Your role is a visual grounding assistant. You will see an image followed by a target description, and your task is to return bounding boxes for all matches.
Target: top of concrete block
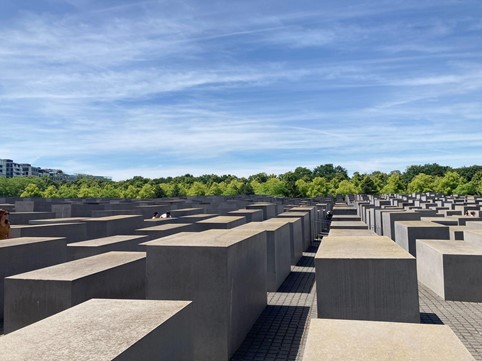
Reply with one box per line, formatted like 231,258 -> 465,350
265,217 -> 301,224
29,217 -> 88,224
316,236 -> 413,260
278,211 -> 308,217
0,237 -> 66,248
237,221 -> 288,232
196,216 -> 245,224
328,229 -> 377,236
67,235 -> 148,247
302,318 -> 474,361
395,221 -> 448,228
7,251 -> 146,281
137,223 -> 192,231
289,206 -> 315,211
142,229 -> 264,248
87,215 -> 142,221
0,298 -> 191,361
417,240 -> 482,256
228,209 -> 263,214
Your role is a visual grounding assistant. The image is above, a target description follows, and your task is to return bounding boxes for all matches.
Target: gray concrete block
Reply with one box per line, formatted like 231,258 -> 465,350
462,229 -> 482,247
145,229 -> 267,361
329,221 -> 368,230
265,217 -> 303,265
417,240 -> 482,302
328,229 -> 377,236
246,202 -> 277,220
194,215 -> 246,231
135,223 -> 196,240
0,237 -> 67,321
394,221 -> 450,256
237,221 -> 291,291
67,235 -> 150,260
227,209 -> 264,223
315,236 -> 419,323
4,251 -> 146,333
302,318 -> 475,361
0,298 -> 194,361
9,222 -> 88,244
277,211 -> 311,250
382,211 -> 423,241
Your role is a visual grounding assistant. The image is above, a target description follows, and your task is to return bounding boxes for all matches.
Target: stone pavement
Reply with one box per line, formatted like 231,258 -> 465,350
231,240 -> 482,361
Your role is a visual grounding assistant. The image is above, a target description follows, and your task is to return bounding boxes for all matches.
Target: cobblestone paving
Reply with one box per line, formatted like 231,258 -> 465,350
231,240 -> 482,361
231,242 -> 319,361
419,284 -> 482,360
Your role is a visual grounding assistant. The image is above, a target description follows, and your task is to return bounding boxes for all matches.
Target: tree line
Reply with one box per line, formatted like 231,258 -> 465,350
2,163 -> 482,199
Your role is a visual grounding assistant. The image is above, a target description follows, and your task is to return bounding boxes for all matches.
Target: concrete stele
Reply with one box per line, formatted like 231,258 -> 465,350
315,236 -> 419,323
0,298 -> 194,361
302,318 -> 475,361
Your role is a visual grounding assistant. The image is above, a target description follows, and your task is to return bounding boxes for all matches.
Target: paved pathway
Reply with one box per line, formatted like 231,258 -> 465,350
231,240 -> 482,361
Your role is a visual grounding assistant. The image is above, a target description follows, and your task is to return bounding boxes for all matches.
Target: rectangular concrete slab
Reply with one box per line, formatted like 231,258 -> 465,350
236,221 -> 291,291
416,240 -> 482,302
394,221 -> 450,256
194,215 -> 246,231
328,229 -> 377,237
302,318 -> 475,361
329,221 -> 369,230
67,235 -> 150,260
265,217 -> 303,265
227,209 -> 264,223
145,228 -> 267,361
4,251 -> 146,333
0,237 -> 67,321
0,298 -> 194,361
315,236 -> 419,323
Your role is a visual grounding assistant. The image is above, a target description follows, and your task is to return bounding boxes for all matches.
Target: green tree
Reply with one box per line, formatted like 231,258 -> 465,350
407,173 -> 435,193
433,171 -> 466,195
335,180 -> 357,196
187,181 -> 207,196
312,164 -> 348,180
307,177 -> 329,197
20,183 -> 43,197
206,182 -> 225,196
358,176 -> 378,194
381,173 -> 406,194
138,184 -> 157,199
42,185 -> 59,198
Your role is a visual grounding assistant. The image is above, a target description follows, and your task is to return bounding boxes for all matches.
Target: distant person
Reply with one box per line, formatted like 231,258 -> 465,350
160,211 -> 171,218
326,211 -> 333,221
152,212 -> 160,219
0,209 -> 10,240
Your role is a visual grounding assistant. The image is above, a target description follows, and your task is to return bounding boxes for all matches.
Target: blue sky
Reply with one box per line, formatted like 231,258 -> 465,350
1,0 -> 482,181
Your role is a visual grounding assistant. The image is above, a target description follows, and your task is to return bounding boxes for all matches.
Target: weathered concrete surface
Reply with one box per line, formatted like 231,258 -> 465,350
228,209 -> 264,223
417,240 -> 482,302
237,221 -> 291,290
315,236 -> 419,323
394,221 -> 450,257
194,215 -> 246,231
265,217 -> 303,265
0,299 -> 194,361
302,318 -> 475,361
328,229 -> 377,236
145,228 -> 267,361
328,221 -> 369,230
0,237 -> 67,321
67,235 -> 150,260
4,251 -> 146,333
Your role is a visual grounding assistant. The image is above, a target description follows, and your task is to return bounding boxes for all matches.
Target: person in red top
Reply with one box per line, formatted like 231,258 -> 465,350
0,209 -> 10,240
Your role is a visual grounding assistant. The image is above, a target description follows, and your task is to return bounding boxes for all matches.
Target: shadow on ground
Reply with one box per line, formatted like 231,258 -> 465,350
231,305 -> 311,361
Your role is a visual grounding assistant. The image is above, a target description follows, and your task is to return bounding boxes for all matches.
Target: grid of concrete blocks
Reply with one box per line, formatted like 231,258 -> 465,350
0,193 -> 481,360
0,195 -> 320,360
